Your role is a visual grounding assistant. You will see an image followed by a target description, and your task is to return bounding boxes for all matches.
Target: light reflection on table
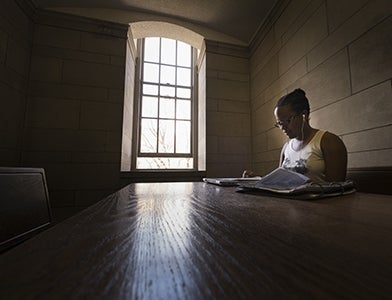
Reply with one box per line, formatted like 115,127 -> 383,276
1,182 -> 392,299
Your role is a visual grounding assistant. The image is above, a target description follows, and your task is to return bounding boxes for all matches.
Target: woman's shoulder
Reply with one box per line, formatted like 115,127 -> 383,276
321,131 -> 341,141
320,131 -> 346,149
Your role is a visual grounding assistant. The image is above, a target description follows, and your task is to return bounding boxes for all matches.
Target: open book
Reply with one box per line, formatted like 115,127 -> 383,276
237,167 -> 356,199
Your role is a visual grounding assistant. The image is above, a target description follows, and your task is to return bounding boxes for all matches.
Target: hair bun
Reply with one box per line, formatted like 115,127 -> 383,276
275,88 -> 310,113
293,88 -> 306,96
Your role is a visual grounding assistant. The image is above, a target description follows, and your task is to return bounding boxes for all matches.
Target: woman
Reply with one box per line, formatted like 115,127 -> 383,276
245,88 -> 347,183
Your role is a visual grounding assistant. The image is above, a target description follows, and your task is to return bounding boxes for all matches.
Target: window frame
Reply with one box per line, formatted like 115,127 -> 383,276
132,37 -> 198,171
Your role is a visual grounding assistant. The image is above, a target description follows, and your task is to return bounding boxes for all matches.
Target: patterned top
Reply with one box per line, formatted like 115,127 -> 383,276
282,130 -> 326,183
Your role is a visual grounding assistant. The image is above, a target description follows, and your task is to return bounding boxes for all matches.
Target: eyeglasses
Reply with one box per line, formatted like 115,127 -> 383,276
274,114 -> 298,128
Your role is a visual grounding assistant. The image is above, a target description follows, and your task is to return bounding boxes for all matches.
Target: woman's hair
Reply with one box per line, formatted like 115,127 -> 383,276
275,88 -> 310,114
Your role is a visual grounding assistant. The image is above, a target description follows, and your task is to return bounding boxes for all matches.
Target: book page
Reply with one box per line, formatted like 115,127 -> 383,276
254,168 -> 309,191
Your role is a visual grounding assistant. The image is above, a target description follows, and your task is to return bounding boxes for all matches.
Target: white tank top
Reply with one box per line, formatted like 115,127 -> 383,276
282,130 -> 326,183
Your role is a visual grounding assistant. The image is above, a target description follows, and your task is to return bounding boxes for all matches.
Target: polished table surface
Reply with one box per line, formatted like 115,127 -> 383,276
1,182 -> 392,299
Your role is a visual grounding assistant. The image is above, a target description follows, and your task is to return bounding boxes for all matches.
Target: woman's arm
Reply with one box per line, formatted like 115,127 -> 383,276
320,132 -> 347,182
242,142 -> 288,178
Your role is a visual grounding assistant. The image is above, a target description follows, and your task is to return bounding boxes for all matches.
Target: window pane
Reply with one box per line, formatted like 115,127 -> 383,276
177,67 -> 191,86
144,37 -> 160,63
176,121 -> 191,153
141,96 -> 158,118
161,65 -> 175,85
137,157 -> 193,169
160,86 -> 175,97
177,41 -> 191,67
137,37 -> 195,170
176,100 -> 191,120
143,63 -> 159,83
159,98 -> 175,118
143,84 -> 158,95
177,87 -> 191,99
161,38 -> 176,65
159,120 -> 175,153
140,119 -> 157,153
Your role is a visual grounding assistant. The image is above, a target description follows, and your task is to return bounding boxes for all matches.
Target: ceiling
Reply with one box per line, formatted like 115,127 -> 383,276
33,0 -> 278,45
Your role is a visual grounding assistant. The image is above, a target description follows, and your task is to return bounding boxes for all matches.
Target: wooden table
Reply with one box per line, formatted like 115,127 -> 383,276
1,182 -> 392,299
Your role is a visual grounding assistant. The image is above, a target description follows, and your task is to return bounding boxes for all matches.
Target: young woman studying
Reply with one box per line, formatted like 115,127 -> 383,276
244,88 -> 347,183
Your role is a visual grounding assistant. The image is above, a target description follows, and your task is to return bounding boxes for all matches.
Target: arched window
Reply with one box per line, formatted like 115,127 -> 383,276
121,22 -> 206,172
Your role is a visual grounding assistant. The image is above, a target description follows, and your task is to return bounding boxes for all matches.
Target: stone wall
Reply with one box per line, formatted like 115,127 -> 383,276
10,9 -> 128,222
205,41 -> 252,177
0,0 -> 34,165
250,0 -> 392,174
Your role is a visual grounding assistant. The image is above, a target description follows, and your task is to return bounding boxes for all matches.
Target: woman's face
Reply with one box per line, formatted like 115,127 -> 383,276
274,105 -> 302,139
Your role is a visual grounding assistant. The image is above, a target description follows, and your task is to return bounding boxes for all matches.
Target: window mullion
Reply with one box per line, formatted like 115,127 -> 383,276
157,37 -> 162,154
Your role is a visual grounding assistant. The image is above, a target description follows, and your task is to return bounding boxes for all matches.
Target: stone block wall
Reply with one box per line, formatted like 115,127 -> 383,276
250,0 -> 392,174
205,41 -> 251,177
0,0 -> 34,165
24,11 -> 127,221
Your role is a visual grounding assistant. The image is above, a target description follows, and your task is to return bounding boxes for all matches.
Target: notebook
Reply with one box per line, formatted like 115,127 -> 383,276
203,177 -> 262,186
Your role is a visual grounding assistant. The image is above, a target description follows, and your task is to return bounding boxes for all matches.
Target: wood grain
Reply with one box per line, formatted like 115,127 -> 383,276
1,182 -> 392,299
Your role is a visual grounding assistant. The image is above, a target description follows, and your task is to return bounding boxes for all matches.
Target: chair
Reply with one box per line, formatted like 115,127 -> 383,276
0,167 -> 52,252
347,167 -> 392,195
